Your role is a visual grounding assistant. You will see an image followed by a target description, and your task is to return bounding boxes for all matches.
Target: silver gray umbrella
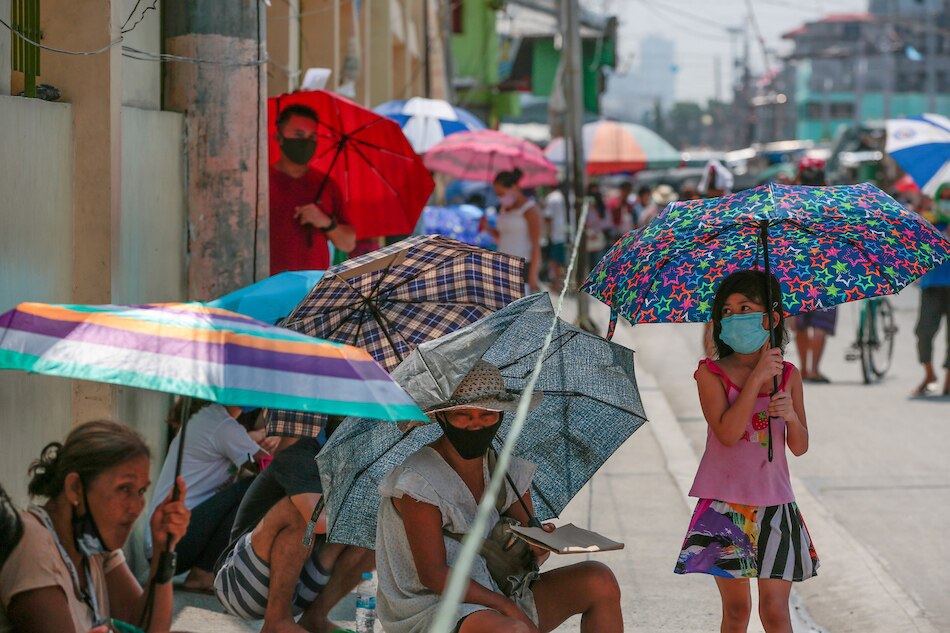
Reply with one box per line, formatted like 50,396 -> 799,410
317,293 -> 648,549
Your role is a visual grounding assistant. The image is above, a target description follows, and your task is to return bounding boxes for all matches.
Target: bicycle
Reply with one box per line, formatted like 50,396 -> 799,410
845,297 -> 898,384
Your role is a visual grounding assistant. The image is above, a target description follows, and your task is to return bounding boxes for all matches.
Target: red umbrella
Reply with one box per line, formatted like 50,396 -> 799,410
268,90 -> 434,240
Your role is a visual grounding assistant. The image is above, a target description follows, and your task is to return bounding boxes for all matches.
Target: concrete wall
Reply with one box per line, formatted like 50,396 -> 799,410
121,0 -> 162,109
0,96 -> 75,506
0,100 -> 187,515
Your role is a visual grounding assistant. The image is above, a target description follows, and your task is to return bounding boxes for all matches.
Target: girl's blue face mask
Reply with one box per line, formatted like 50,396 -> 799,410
719,312 -> 769,354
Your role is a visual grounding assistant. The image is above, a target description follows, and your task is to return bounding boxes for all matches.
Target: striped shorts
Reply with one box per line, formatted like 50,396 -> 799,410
214,532 -> 329,620
674,499 -> 820,581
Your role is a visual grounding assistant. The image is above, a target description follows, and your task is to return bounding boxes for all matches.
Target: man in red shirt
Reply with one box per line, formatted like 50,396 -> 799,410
270,104 -> 356,274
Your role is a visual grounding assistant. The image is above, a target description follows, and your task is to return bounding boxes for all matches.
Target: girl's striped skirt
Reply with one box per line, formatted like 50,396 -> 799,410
674,499 -> 819,581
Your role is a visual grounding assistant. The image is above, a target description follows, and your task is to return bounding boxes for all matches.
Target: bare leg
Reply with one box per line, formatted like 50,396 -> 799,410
714,577 -> 752,633
757,578 -> 792,633
913,361 -> 938,395
458,609 -> 532,633
298,545 -> 375,633
250,497 -> 315,633
811,330 -> 828,380
794,326 -> 812,379
532,561 -> 622,633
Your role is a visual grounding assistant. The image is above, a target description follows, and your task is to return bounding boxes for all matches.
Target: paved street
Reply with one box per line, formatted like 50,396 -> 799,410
617,284 -> 949,632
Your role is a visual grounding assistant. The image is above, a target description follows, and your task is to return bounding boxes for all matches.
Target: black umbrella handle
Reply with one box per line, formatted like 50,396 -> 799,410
760,221 -> 779,463
506,473 -> 543,528
155,398 -> 191,583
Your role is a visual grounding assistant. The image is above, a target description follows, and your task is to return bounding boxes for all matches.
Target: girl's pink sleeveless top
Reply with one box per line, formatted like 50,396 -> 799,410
688,358 -> 797,507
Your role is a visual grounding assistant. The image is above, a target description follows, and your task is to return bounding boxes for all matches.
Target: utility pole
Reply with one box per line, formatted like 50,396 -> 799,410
560,0 -> 592,330
714,55 -> 723,103
164,1 -> 269,300
926,0 -> 938,111
882,0 -> 896,120
854,39 -> 866,126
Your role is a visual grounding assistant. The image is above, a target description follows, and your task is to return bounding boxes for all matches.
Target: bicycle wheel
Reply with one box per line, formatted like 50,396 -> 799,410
858,302 -> 874,384
869,298 -> 897,378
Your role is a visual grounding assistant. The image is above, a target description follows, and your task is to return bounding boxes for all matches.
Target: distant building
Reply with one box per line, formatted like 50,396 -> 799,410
602,34 -> 676,124
755,5 -> 950,143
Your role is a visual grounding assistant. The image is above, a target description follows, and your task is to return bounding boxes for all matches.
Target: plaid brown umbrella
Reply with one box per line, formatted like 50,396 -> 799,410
268,235 -> 525,438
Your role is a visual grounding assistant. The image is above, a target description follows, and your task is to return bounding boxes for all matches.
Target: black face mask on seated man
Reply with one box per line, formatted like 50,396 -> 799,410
436,413 -> 503,460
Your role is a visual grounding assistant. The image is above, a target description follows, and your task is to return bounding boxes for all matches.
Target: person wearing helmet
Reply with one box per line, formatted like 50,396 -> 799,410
791,158 -> 838,383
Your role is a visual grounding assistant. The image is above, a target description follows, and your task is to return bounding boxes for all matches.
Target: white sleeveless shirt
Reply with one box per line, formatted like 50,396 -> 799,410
496,199 -> 536,262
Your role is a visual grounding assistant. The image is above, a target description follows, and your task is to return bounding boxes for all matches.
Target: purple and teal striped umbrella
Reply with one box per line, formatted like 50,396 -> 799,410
0,302 -> 427,423
584,182 -> 950,325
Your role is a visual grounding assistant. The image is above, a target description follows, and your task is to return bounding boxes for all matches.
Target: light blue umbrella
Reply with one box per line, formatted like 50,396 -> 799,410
206,270 -> 325,325
886,113 -> 950,196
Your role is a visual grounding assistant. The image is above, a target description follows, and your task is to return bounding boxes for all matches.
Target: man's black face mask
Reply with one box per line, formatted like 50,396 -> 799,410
280,135 -> 317,165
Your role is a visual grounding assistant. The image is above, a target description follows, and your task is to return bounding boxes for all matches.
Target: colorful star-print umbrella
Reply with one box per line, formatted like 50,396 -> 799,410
583,182 -> 950,326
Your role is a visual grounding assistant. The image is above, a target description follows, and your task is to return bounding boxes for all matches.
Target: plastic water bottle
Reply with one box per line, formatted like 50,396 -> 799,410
355,571 -> 377,633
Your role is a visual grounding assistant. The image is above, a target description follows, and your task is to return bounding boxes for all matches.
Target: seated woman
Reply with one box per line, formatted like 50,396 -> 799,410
375,361 -> 623,633
148,399 -> 275,593
0,420 -> 190,633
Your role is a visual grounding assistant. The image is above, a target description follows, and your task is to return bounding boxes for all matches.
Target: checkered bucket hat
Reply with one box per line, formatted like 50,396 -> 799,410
426,360 -> 543,416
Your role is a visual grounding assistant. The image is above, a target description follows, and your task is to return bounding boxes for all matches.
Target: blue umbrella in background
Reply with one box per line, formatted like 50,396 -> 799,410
886,113 -> 950,196
374,97 -> 486,154
206,270 -> 325,325
421,204 -> 496,249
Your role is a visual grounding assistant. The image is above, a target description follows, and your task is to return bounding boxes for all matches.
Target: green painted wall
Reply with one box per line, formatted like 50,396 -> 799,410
450,0 -> 518,121
529,37 -> 615,114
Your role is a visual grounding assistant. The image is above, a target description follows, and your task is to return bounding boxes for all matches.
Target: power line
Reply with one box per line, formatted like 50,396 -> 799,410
122,45 -> 267,66
121,0 -> 159,35
744,0 -> 773,70
634,0 -> 732,42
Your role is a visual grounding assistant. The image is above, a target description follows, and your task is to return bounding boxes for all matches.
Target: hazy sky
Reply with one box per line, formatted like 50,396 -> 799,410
606,0 -> 869,103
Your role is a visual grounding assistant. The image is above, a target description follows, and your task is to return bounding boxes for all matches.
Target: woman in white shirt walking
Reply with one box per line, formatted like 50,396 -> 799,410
480,169 -> 542,292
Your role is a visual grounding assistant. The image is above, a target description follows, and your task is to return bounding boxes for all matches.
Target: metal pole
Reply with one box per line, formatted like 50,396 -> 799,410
288,0 -> 301,91
883,0 -> 895,121
561,0 -> 592,331
926,0 -> 937,111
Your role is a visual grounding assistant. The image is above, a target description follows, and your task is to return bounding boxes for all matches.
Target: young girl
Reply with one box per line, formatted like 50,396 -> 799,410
675,270 -> 819,633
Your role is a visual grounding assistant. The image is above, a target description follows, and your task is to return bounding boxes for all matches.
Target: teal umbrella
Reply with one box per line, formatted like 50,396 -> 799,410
206,270 -> 325,325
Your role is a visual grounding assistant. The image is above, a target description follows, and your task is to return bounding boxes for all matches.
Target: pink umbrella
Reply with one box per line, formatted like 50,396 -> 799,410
423,129 -> 558,187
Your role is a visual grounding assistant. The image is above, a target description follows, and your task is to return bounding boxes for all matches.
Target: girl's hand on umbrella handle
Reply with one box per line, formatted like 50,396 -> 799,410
751,347 -> 784,388
150,477 -> 191,550
478,215 -> 488,232
541,522 -> 556,533
768,390 -> 794,420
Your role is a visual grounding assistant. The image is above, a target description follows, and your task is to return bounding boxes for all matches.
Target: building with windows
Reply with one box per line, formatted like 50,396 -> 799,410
754,5 -> 950,143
